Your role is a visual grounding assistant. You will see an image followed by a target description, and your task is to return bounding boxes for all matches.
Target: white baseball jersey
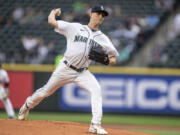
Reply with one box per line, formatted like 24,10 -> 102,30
0,69 -> 9,85
55,20 -> 119,68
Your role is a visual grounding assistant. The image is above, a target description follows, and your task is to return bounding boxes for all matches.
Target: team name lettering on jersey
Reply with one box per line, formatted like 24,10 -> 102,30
89,39 -> 101,46
73,35 -> 101,47
74,35 -> 88,43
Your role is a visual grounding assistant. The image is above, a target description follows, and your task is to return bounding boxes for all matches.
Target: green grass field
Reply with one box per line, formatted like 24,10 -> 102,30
0,111 -> 180,135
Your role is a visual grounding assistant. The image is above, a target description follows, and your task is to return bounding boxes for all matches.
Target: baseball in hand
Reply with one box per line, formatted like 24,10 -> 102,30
55,8 -> 61,16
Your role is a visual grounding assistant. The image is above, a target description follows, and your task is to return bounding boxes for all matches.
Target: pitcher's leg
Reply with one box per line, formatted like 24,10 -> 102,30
18,73 -> 64,120
25,61 -> 72,109
18,62 -> 76,120
26,73 -> 65,109
74,70 -> 102,124
74,71 -> 107,134
90,84 -> 102,124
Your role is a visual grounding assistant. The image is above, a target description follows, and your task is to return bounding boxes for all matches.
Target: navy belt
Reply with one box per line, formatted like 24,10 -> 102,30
64,60 -> 88,73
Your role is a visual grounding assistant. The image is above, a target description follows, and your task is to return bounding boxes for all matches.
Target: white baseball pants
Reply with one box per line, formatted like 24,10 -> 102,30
0,86 -> 15,118
25,60 -> 103,124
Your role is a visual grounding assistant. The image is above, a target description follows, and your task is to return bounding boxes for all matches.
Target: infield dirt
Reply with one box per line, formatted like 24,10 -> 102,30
0,119 -> 154,135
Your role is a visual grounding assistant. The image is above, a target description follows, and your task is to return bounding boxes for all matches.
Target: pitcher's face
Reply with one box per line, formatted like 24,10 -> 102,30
90,12 -> 105,25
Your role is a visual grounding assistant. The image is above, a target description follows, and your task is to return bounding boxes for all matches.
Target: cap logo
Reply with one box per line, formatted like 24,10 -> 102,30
101,6 -> 104,10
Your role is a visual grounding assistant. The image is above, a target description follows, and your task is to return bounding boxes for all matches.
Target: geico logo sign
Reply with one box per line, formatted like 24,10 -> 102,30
62,79 -> 180,110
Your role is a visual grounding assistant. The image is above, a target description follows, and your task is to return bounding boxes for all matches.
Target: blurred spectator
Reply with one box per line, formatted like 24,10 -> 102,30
128,16 -> 141,38
155,0 -> 175,10
0,52 -> 6,62
150,45 -> 168,66
34,10 -> 46,24
112,5 -> 121,18
137,15 -> 159,41
21,36 -> 39,62
12,5 -> 24,24
109,22 -> 138,41
21,7 -> 36,24
0,14 -> 13,26
162,0 -> 175,10
0,13 -> 6,25
5,16 -> 13,26
21,36 -> 38,51
168,12 -> 180,40
47,42 -> 56,57
12,6 -> 45,25
108,21 -> 137,64
146,15 -> 160,28
30,38 -> 48,64
62,11 -> 75,22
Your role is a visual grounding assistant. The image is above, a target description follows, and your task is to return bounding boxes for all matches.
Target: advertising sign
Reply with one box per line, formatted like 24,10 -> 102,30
59,74 -> 180,114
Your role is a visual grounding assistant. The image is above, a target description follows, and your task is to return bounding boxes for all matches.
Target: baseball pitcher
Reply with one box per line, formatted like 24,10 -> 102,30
18,5 -> 119,135
0,62 -> 15,119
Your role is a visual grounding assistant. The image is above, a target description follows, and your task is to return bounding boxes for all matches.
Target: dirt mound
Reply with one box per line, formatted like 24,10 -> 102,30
0,119 -> 154,135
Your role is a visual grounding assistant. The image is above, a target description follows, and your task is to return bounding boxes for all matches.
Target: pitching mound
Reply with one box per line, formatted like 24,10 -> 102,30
0,119 -> 153,135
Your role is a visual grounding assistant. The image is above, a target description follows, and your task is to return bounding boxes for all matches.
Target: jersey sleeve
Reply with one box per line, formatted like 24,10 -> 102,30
54,20 -> 74,37
103,36 -> 119,57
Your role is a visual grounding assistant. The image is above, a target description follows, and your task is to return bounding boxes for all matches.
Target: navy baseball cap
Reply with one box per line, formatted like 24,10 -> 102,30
91,5 -> 109,17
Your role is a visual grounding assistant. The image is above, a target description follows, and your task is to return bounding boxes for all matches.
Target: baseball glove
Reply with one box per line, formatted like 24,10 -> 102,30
88,44 -> 109,65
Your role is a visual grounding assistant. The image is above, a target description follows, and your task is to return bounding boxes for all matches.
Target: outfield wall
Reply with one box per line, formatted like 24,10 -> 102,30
0,64 -> 180,115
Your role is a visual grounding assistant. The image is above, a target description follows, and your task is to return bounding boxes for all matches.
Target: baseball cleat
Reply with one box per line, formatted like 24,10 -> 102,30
9,116 -> 16,119
18,103 -> 30,120
89,123 -> 108,135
